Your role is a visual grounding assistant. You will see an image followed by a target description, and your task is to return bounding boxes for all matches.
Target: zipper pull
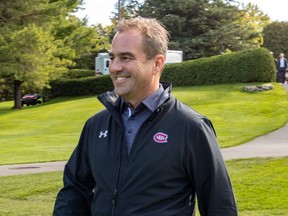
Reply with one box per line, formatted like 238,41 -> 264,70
112,189 -> 118,206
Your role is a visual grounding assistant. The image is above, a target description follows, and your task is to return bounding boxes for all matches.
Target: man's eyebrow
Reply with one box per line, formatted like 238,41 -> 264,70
109,52 -> 135,58
119,52 -> 134,57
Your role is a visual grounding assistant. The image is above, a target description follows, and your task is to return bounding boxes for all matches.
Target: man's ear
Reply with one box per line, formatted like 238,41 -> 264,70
154,54 -> 165,73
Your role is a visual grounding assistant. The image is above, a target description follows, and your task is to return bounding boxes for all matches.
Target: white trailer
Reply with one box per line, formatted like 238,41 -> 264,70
95,50 -> 183,75
95,52 -> 110,75
165,50 -> 183,64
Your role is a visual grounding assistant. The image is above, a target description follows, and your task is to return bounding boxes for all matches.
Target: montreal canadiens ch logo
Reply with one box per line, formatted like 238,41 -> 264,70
153,132 -> 168,143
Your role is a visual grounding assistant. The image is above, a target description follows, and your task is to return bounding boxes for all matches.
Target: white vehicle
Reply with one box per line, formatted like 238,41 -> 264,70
95,52 -> 110,75
165,50 -> 183,64
95,50 -> 183,75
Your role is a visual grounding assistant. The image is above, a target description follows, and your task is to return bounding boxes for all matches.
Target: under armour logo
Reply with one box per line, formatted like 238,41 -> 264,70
99,130 -> 108,138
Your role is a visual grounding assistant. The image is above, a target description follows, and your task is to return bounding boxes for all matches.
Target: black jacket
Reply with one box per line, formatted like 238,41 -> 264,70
53,83 -> 238,216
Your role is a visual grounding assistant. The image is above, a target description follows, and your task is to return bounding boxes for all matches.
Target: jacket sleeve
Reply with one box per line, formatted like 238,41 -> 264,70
187,118 -> 238,215
53,121 -> 95,216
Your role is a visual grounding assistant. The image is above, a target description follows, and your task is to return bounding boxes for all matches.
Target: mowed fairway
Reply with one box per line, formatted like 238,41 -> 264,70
1,83 -> 288,165
0,96 -> 103,164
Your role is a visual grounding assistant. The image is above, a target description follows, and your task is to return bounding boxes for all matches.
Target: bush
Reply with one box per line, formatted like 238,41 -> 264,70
62,69 -> 96,79
161,47 -> 276,86
44,48 -> 276,99
43,75 -> 113,100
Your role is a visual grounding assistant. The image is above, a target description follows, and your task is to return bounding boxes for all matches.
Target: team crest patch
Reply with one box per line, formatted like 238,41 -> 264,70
153,132 -> 168,143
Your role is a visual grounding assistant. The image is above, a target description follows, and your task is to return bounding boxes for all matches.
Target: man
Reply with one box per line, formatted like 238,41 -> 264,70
53,17 -> 238,215
276,53 -> 287,84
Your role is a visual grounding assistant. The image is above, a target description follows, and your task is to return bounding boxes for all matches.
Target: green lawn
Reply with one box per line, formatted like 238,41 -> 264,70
226,157 -> 288,216
1,157 -> 287,216
1,83 -> 288,165
0,96 -> 103,165
1,82 -> 288,215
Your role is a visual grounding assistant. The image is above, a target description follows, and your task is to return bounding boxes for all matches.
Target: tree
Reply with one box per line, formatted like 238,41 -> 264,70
137,0 -> 270,59
0,0 -> 84,107
53,15 -> 111,69
263,21 -> 288,57
138,0 -> 235,58
110,0 -> 142,23
0,0 -> 83,27
1,25 -> 72,109
235,2 -> 270,50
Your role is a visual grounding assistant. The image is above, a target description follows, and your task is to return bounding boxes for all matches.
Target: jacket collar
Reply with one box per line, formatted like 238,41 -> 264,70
97,82 -> 172,111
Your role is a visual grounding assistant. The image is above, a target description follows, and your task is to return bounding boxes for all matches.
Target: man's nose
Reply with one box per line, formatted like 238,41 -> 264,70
109,59 -> 123,73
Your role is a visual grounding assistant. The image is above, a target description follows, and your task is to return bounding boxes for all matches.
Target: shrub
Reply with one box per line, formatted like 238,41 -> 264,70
44,48 -> 276,99
43,75 -> 113,100
63,69 -> 95,79
161,47 -> 276,86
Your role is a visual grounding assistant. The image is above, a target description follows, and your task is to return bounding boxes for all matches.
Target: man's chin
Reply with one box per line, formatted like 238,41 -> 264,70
114,88 -> 127,97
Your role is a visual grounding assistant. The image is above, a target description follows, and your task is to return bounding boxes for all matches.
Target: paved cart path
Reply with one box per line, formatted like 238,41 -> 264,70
221,123 -> 288,160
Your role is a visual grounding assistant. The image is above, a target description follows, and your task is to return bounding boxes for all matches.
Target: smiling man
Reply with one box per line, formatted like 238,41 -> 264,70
53,17 -> 238,216
109,25 -> 163,109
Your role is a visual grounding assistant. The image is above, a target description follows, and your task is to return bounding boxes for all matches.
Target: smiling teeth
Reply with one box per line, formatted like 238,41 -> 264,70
116,77 -> 126,80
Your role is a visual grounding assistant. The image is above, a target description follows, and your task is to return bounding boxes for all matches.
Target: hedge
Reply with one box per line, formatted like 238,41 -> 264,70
43,75 -> 113,100
161,47 -> 276,85
62,69 -> 96,79
43,47 -> 276,100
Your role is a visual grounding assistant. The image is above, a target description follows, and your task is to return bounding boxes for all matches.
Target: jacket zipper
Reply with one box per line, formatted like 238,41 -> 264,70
111,108 -> 163,215
111,188 -> 118,215
111,132 -> 125,216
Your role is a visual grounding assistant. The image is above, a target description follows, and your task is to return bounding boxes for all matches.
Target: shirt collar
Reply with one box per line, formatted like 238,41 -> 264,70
120,84 -> 165,113
142,84 -> 164,112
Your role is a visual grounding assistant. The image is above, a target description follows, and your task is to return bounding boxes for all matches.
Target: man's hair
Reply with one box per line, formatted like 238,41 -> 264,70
115,17 -> 169,60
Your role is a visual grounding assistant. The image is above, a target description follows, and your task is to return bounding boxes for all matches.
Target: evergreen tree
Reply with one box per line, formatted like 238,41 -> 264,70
53,15 -> 110,69
137,0 -> 269,59
0,0 -> 83,108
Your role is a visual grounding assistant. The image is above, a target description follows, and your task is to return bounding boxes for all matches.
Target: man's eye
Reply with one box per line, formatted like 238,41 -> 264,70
122,56 -> 132,61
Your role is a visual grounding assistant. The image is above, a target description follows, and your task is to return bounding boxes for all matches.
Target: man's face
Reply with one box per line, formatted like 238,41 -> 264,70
109,28 -> 160,108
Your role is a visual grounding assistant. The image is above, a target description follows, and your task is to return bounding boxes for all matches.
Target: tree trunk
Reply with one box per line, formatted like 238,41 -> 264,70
12,80 -> 23,109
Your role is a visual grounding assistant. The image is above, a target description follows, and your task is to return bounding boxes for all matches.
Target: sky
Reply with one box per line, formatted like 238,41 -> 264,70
75,0 -> 288,26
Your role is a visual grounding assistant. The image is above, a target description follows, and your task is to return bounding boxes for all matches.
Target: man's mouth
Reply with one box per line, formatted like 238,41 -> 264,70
116,76 -> 128,81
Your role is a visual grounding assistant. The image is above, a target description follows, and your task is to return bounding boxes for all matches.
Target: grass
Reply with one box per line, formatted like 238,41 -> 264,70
172,83 -> 288,147
1,157 -> 288,215
0,96 -> 103,165
0,172 -> 62,216
0,83 -> 288,165
226,157 -> 288,216
0,82 -> 288,215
